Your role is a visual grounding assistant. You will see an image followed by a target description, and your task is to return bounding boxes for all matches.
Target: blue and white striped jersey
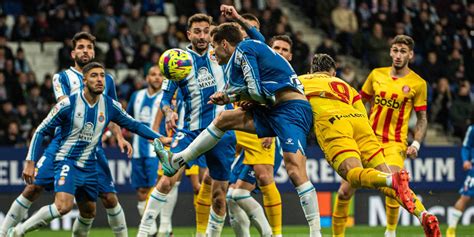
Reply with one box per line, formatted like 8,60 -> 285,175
27,91 -> 161,168
161,45 -> 233,131
127,89 -> 165,158
224,39 -> 303,105
462,125 -> 474,163
52,66 -> 118,101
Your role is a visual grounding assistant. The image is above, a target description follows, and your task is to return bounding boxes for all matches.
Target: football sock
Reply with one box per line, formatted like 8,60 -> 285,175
448,208 -> 463,228
137,188 -> 167,237
15,204 -> 61,235
0,194 -> 32,235
385,197 -> 400,232
175,123 -> 224,164
332,196 -> 350,237
195,181 -> 212,235
295,181 -> 322,237
206,207 -> 226,237
233,188 -> 272,236
72,215 -> 94,237
106,203 -> 128,237
260,182 -> 283,236
346,167 -> 391,189
159,181 -> 180,234
227,188 -> 251,237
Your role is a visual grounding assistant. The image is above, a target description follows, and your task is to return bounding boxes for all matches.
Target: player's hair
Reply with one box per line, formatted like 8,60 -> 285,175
269,35 -> 293,48
72,31 -> 96,49
311,54 -> 336,73
82,62 -> 104,76
211,23 -> 243,46
187,13 -> 213,29
241,13 -> 260,27
391,35 -> 415,50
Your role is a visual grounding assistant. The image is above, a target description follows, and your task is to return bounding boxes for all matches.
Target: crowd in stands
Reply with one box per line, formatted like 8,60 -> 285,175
0,0 -> 472,147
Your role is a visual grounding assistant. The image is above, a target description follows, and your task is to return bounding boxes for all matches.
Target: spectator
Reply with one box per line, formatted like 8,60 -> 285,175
0,48 -> 7,71
49,7 -> 73,41
105,38 -> 128,69
431,77 -> 452,132
451,80 -> 473,138
0,102 -> 18,133
11,14 -> 32,41
331,0 -> 358,55
421,51 -> 444,84
0,121 -> 26,147
339,64 -> 359,88
0,35 -> 14,60
137,24 -> 155,45
367,22 -> 390,68
40,74 -> 55,105
26,85 -> 48,119
16,103 -> 33,140
126,5 -> 146,38
151,34 -> 167,53
240,0 -> 260,17
94,4 -> 121,41
0,72 -> 9,102
142,0 -> 165,16
57,38 -> 74,70
164,24 -> 182,48
118,23 -> 137,57
131,42 -> 151,70
291,31 -> 310,75
32,11 -> 51,42
315,38 -> 337,60
14,48 -> 31,74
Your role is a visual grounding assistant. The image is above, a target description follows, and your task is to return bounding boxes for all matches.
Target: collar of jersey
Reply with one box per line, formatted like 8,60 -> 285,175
81,90 -> 100,108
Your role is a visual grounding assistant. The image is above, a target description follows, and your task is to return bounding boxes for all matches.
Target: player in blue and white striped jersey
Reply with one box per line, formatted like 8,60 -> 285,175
126,66 -> 167,236
0,32 -> 132,237
154,23 -> 322,237
8,62 -> 168,237
447,124 -> 474,237
137,14 -> 236,237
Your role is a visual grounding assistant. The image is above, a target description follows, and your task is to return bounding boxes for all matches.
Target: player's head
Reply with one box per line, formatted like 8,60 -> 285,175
310,53 -> 336,76
71,31 -> 96,68
390,35 -> 414,70
211,23 -> 243,65
269,35 -> 293,61
236,13 -> 260,38
187,13 -> 213,54
146,66 -> 164,91
82,62 -> 105,95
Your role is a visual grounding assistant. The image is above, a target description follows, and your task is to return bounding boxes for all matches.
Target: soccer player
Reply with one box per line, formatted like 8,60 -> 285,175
155,23 -> 323,237
126,66 -> 168,236
331,35 -> 436,237
0,32 -> 131,237
447,124 -> 474,237
300,53 -> 440,237
137,14 -> 236,237
7,62 -> 169,237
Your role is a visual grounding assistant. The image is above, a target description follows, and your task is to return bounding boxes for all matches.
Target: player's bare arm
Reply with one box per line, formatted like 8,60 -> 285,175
220,5 -> 253,31
22,160 -> 36,185
162,105 -> 178,131
407,110 -> 427,159
110,122 -> 133,158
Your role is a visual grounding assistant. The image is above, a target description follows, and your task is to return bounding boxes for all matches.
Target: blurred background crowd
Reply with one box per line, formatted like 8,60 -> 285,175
0,0 -> 472,147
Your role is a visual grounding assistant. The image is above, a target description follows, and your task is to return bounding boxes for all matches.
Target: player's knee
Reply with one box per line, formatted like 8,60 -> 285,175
136,189 -> 149,201
22,184 -> 43,201
214,110 -> 235,131
80,208 -> 96,219
211,185 -> 227,211
55,202 -> 73,215
255,171 -> 273,186
192,185 -> 201,195
158,177 -> 173,193
99,193 -> 118,209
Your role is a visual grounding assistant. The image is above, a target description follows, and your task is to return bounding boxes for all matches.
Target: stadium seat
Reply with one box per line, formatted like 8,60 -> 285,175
147,16 -> 169,35
164,3 -> 178,23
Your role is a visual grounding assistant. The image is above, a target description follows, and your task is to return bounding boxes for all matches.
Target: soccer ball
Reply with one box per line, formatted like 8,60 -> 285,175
158,48 -> 193,81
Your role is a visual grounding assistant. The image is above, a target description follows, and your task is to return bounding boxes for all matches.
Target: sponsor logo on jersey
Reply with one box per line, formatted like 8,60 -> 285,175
328,113 -> 365,124
197,67 -> 216,88
79,122 -> 94,142
98,112 -> 105,123
374,95 -> 401,109
402,85 -> 411,93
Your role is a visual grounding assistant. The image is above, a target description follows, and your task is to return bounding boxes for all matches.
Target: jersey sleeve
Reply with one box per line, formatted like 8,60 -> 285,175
462,125 -> 474,162
351,88 -> 366,113
52,73 -> 69,101
105,74 -> 118,101
110,99 -> 162,140
161,79 -> 178,108
246,27 -> 265,42
26,98 -> 71,161
126,92 -> 137,115
360,70 -> 375,100
232,45 -> 266,104
413,80 -> 428,111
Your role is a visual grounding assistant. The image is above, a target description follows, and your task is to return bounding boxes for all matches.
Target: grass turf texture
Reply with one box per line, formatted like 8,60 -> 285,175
24,225 -> 472,236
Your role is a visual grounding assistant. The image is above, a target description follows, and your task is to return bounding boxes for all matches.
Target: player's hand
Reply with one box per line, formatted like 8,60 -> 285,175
165,111 -> 179,131
159,136 -> 173,146
406,146 -> 418,159
220,4 -> 239,20
117,138 -> 133,158
238,100 -> 257,110
22,160 -> 36,185
261,137 -> 273,149
208,92 -> 230,105
463,161 -> 472,171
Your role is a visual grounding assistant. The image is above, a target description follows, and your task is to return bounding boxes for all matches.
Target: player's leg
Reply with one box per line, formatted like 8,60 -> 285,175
332,180 -> 355,237
227,184 -> 251,237
254,164 -> 282,237
157,157 -> 179,237
232,177 -> 272,237
137,167 -> 184,237
185,165 -> 202,206
72,199 -> 97,237
195,171 -> 212,237
447,195 -> 471,237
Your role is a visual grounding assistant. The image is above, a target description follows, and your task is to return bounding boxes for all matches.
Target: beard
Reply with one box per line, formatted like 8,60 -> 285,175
192,39 -> 208,53
75,55 -> 92,68
393,60 -> 408,70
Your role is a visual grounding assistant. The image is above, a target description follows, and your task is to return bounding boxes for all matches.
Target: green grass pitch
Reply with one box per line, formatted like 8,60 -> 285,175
23,225 -> 473,236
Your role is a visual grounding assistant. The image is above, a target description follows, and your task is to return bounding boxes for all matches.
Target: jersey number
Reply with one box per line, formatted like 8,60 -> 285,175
60,165 -> 70,177
329,81 -> 350,104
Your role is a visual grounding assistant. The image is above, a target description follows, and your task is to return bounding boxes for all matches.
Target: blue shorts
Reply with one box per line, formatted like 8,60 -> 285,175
230,151 -> 246,184
459,168 -> 474,197
34,136 -> 61,191
253,100 -> 313,155
172,128 -> 235,181
171,130 -> 207,169
96,148 -> 116,193
131,157 -> 159,189
54,159 -> 98,202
